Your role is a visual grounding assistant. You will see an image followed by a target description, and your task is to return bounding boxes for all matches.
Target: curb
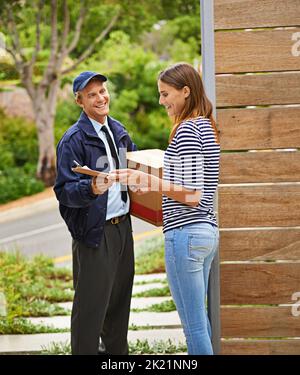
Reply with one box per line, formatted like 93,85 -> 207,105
0,187 -> 55,212
0,188 -> 58,224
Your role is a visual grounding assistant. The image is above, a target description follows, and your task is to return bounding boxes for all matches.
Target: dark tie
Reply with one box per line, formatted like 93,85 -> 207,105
101,125 -> 127,203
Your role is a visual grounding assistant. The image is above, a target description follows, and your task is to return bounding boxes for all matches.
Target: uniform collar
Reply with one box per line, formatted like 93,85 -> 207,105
77,111 -> 127,143
88,116 -> 108,135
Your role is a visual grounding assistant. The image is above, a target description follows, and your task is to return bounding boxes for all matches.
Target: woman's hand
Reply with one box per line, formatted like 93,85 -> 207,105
110,169 -> 159,191
129,186 -> 151,195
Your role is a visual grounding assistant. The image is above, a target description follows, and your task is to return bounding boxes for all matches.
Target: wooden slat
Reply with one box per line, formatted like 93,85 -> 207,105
220,228 -> 300,261
219,184 -> 300,228
215,29 -> 300,73
217,106 -> 300,150
216,72 -> 300,107
214,0 -> 300,30
221,263 -> 300,304
221,306 -> 300,337
220,151 -> 300,184
221,339 -> 300,355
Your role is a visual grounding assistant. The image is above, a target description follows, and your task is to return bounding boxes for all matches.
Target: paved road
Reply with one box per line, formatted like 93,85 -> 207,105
0,198 -> 161,264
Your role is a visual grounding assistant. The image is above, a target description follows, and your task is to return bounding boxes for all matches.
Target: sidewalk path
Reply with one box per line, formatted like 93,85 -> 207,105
0,273 -> 186,354
0,193 -> 185,354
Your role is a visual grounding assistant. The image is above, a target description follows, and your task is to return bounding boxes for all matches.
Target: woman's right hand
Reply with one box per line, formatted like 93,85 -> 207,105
129,186 -> 150,195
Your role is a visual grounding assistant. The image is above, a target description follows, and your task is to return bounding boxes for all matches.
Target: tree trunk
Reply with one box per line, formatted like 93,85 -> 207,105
33,80 -> 59,186
35,109 -> 56,186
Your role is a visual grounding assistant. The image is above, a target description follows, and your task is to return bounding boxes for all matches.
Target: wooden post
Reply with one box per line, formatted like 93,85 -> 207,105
200,0 -> 221,355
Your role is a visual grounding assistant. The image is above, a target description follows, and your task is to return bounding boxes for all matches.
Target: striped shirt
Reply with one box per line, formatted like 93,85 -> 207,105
162,116 -> 220,233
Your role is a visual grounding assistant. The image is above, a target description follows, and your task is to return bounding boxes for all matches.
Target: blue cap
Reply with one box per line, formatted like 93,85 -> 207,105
72,71 -> 107,94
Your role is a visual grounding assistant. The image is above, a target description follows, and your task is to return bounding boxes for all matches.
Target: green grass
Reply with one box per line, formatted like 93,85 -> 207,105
42,339 -> 187,355
135,236 -> 165,274
132,299 -> 176,313
0,251 -> 72,333
0,235 -> 167,334
12,299 -> 70,317
133,278 -> 167,286
129,339 -> 186,354
41,340 -> 71,355
133,285 -> 171,298
18,281 -> 73,303
0,317 -> 69,334
129,324 -> 156,331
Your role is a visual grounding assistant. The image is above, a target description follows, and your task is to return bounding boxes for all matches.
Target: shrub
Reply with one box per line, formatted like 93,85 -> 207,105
0,166 -> 44,204
54,98 -> 81,145
0,109 -> 38,166
0,110 -> 45,203
135,235 -> 165,274
0,62 -> 19,80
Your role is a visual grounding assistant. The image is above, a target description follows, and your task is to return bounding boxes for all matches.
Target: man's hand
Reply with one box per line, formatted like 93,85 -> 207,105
91,175 -> 114,195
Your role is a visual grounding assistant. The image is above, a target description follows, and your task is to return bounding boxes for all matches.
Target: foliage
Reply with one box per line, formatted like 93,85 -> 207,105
133,286 -> 171,298
0,251 -> 72,323
132,299 -> 176,313
129,339 -> 186,354
15,299 -> 69,317
0,0 -> 200,80
143,15 -> 201,62
42,338 -> 187,354
133,278 -> 167,286
54,97 -> 81,145
41,340 -> 71,355
135,235 -> 165,274
159,0 -> 200,20
84,0 -> 198,48
0,109 -> 38,166
78,18 -> 200,149
0,317 -> 67,334
0,110 -> 45,203
77,30 -> 169,150
0,0 -> 201,201
0,62 -> 19,80
0,166 -> 44,204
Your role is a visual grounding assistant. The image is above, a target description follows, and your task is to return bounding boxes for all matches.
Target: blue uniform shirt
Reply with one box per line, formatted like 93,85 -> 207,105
89,116 -> 129,219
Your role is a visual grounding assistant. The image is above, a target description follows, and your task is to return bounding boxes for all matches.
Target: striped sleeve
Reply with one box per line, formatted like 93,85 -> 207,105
162,116 -> 220,233
174,122 -> 204,190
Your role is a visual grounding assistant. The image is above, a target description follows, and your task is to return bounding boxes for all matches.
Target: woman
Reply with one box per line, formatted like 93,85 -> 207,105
112,62 -> 220,355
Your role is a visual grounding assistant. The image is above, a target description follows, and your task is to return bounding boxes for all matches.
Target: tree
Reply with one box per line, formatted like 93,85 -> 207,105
0,0 -> 200,186
0,0 -> 120,185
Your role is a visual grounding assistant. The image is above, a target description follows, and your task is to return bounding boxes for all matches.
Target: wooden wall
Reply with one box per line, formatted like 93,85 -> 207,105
214,0 -> 300,354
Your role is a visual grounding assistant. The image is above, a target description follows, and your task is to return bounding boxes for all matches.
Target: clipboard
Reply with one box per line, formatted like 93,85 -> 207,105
71,160 -> 120,182
71,166 -> 109,179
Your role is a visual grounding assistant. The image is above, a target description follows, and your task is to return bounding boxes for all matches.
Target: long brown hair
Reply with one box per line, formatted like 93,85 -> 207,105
158,62 -> 219,143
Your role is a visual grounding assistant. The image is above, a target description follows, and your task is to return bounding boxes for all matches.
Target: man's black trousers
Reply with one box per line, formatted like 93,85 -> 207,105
71,215 -> 134,355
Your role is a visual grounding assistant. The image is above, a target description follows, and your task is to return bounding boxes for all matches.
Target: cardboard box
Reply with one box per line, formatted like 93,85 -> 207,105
126,149 -> 164,226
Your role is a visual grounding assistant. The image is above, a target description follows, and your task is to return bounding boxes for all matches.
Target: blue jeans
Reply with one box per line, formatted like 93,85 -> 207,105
164,223 -> 219,355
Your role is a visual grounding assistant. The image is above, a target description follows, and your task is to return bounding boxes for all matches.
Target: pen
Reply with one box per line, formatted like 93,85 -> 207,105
73,160 -> 82,168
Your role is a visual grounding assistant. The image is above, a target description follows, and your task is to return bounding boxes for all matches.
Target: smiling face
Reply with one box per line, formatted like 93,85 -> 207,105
158,79 -> 190,119
76,79 -> 110,123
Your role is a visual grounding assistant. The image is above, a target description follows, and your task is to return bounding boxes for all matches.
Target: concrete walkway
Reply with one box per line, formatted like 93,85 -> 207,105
0,193 -> 186,354
0,273 -> 186,354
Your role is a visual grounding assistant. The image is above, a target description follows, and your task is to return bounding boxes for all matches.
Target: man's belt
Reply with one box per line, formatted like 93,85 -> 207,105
106,214 -> 128,225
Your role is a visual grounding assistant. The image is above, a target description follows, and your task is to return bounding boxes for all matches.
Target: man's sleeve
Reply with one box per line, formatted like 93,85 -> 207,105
129,137 -> 138,151
53,140 -> 97,208
132,142 -> 138,151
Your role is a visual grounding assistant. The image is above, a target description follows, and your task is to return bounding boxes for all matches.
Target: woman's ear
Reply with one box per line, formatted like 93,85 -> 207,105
183,86 -> 191,99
